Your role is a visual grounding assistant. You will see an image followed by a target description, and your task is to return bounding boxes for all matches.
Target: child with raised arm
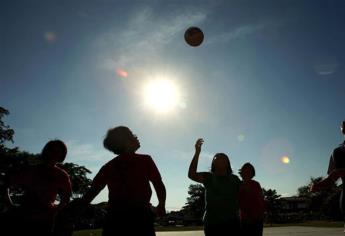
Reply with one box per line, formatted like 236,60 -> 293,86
81,126 -> 166,236
311,120 -> 345,234
188,138 -> 241,236
311,121 -> 345,192
239,163 -> 265,236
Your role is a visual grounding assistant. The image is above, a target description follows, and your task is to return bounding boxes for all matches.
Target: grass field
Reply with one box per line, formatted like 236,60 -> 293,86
72,221 -> 344,236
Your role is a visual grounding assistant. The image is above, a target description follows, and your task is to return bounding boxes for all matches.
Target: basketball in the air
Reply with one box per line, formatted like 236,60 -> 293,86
184,27 -> 204,47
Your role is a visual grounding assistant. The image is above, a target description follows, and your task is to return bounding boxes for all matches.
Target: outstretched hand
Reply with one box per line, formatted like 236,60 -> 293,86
310,177 -> 334,192
311,169 -> 345,193
195,138 -> 204,153
53,198 -> 89,236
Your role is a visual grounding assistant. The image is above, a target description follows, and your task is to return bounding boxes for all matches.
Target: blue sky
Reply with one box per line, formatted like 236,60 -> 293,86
1,0 -> 345,210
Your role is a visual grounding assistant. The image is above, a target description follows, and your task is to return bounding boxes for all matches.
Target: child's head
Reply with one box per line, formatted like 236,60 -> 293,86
239,162 -> 255,180
41,140 -> 67,164
103,126 -> 140,155
211,153 -> 232,175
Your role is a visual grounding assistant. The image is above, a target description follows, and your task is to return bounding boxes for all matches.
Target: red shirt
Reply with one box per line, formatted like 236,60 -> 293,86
239,179 -> 265,221
11,164 -> 72,220
92,153 -> 162,209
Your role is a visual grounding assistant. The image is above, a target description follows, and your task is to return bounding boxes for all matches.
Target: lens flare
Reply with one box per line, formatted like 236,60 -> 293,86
281,156 -> 290,164
237,134 -> 245,142
261,139 -> 293,174
116,69 -> 128,78
44,31 -> 57,43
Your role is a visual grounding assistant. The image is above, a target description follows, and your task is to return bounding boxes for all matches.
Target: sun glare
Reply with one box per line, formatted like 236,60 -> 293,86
144,79 -> 180,113
281,156 -> 290,164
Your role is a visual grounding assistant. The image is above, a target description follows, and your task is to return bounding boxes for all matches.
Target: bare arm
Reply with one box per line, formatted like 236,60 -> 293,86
82,169 -> 107,204
3,188 -> 14,209
57,178 -> 72,210
82,181 -> 106,204
188,138 -> 204,183
152,179 -> 166,217
327,154 -> 335,175
310,169 -> 345,192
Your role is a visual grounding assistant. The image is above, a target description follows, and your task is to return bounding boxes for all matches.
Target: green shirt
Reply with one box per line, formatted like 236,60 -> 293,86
202,172 -> 241,225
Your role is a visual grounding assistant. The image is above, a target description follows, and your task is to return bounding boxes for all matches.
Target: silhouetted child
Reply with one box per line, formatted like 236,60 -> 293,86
311,120 -> 345,233
239,163 -> 265,236
188,138 -> 241,236
7,140 -> 72,236
81,126 -> 166,236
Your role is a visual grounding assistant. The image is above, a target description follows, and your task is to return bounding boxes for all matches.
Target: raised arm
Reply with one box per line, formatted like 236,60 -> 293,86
188,138 -> 204,183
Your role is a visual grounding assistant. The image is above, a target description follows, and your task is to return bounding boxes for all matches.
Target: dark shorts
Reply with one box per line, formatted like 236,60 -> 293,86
204,218 -> 240,236
1,210 -> 53,236
102,206 -> 155,236
18,219 -> 53,236
241,219 -> 264,236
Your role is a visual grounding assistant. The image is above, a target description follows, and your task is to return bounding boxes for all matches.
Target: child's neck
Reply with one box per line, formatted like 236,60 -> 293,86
122,150 -> 136,155
243,178 -> 252,183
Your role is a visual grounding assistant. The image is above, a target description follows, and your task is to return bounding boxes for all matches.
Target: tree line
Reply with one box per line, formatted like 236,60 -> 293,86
0,106 -> 342,229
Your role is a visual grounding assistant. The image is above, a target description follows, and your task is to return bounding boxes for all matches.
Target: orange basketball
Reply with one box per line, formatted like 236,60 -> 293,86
184,27 -> 204,47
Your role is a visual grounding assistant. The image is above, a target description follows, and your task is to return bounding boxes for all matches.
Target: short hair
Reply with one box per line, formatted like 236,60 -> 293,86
41,140 -> 67,163
242,162 -> 255,178
211,153 -> 233,175
103,126 -> 133,154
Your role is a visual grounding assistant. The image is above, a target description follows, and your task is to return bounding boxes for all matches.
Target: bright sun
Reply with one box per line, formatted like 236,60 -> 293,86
144,79 -> 180,113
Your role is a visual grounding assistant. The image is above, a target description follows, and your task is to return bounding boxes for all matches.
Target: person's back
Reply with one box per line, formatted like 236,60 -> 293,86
17,164 -> 70,220
203,172 -> 240,225
311,121 -> 345,234
239,163 -> 264,236
188,139 -> 241,236
332,143 -> 345,184
7,140 -> 72,236
94,153 -> 161,209
81,126 -> 166,236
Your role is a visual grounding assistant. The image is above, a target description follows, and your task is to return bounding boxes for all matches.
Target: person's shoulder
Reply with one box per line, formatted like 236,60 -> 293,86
134,153 -> 152,158
230,174 -> 241,186
88,157 -> 117,174
251,179 -> 262,188
103,157 -> 120,167
201,172 -> 211,178
134,153 -> 154,162
334,144 -> 345,154
230,174 -> 241,181
200,172 -> 212,185
54,165 -> 70,179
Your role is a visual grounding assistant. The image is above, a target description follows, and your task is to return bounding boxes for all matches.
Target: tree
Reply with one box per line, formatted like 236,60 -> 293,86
182,184 -> 205,224
0,107 -> 18,211
0,107 -> 14,150
59,162 -> 92,199
263,188 -> 281,226
0,107 -> 92,207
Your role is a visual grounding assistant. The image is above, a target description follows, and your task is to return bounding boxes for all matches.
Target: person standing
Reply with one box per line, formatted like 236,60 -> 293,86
311,121 -> 345,232
81,126 -> 166,236
7,140 -> 72,236
239,163 -> 265,236
188,138 -> 241,236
